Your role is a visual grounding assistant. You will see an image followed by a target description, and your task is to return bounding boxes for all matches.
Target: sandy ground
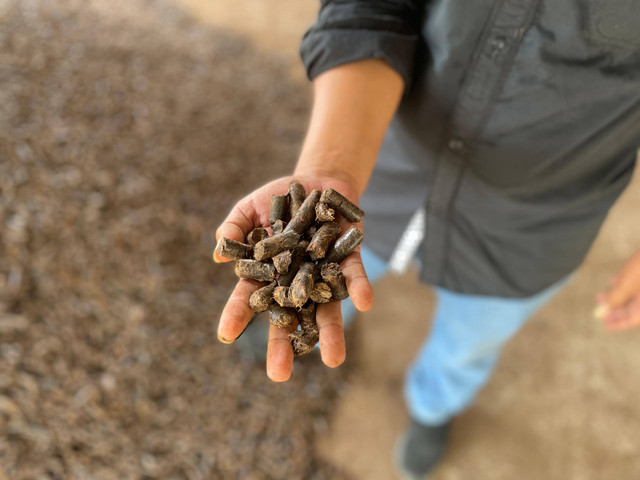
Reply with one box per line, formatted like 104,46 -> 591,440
174,0 -> 318,80
178,1 -> 640,479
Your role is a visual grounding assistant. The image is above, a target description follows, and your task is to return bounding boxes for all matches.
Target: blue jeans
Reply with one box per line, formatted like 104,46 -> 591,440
342,245 -> 570,427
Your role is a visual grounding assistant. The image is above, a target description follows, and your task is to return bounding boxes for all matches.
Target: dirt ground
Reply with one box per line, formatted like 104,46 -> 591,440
3,1 -> 640,479
174,0 -> 318,79
0,1 -> 348,478
177,1 -> 640,480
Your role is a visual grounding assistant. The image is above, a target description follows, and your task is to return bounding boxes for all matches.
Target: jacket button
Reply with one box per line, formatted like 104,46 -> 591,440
490,36 -> 507,50
489,36 -> 507,58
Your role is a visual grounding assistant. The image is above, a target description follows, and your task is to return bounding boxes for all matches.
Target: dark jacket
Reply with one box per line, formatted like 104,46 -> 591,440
301,0 -> 640,297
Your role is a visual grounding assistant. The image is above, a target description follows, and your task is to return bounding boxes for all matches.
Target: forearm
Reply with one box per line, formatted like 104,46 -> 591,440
294,58 -> 404,197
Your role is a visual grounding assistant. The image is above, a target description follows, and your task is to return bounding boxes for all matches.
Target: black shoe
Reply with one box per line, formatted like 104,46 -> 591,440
394,418 -> 451,479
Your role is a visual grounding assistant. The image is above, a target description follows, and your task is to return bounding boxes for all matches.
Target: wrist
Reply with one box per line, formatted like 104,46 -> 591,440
294,152 -> 368,199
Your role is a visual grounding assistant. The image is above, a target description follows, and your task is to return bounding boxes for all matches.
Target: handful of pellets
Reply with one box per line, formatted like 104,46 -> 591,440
215,180 -> 364,356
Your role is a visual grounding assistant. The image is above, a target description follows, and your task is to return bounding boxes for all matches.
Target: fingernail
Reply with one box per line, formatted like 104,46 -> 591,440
217,332 -> 233,344
593,304 -> 610,321
213,239 -> 222,263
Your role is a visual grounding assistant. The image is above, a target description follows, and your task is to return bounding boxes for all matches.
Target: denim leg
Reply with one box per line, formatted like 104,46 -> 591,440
341,244 -> 389,328
404,275 -> 571,426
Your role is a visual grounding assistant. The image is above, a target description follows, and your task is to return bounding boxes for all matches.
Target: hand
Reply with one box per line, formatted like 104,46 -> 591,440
214,174 -> 374,381
596,249 -> 640,330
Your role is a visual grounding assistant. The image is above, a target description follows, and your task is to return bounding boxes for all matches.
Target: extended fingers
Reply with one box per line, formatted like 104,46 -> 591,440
604,294 -> 640,330
605,276 -> 636,310
266,321 -> 298,382
603,253 -> 640,309
218,279 -> 262,343
316,301 -> 345,368
341,248 -> 373,312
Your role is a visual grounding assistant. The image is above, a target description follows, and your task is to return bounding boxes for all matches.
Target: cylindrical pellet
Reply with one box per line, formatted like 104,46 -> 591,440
273,286 -> 297,308
321,262 -> 349,301
272,250 -> 292,274
306,221 -> 341,261
284,189 -> 321,235
324,226 -> 364,264
215,237 -> 252,260
304,225 -> 318,241
268,304 -> 296,329
269,194 -> 288,225
319,188 -> 364,223
253,231 -> 300,261
278,240 -> 309,287
235,260 -> 276,282
249,283 -> 276,312
289,303 -> 318,356
247,227 -> 269,247
288,179 -> 306,218
297,301 -> 317,329
290,262 -> 315,307
271,219 -> 286,235
310,282 -> 332,303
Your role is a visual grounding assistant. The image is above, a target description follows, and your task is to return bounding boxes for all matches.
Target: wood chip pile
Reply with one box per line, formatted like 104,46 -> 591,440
0,1 -> 349,478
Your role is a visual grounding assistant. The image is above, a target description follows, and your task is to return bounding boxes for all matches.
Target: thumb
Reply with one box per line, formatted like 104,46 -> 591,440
214,197 -> 257,263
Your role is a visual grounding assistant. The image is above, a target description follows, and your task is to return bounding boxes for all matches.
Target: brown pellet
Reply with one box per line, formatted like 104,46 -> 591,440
269,194 -> 288,225
315,202 -> 335,222
288,179 -> 306,218
284,189 -> 321,235
271,219 -> 286,235
290,303 -> 319,356
304,225 -> 318,241
306,221 -> 341,261
268,304 -> 297,329
310,282 -> 332,303
235,259 -> 276,282
278,240 -> 309,287
321,262 -> 349,301
273,286 -> 297,308
215,237 -> 252,260
253,231 -> 300,261
272,250 -> 292,274
246,227 -> 269,247
249,283 -> 276,312
324,226 -> 364,264
290,329 -> 317,356
297,301 -> 317,329
320,188 -> 364,223
290,262 -> 315,307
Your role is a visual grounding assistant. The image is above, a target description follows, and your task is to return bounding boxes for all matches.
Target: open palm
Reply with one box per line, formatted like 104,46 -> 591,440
214,175 -> 373,381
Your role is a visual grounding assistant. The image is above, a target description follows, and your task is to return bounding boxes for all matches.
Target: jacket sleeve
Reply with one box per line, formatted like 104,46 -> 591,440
300,0 -> 427,88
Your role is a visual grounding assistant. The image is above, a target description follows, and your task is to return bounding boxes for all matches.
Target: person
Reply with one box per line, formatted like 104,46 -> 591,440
214,1 -> 640,478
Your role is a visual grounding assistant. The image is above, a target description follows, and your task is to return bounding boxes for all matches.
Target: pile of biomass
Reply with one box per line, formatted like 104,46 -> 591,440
0,0 -> 350,478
